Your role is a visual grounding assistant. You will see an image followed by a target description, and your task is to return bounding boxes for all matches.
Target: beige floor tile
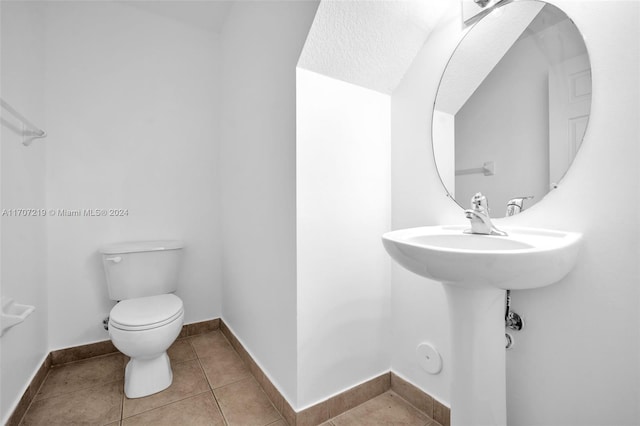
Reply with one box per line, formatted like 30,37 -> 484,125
331,391 -> 430,426
122,392 -> 224,426
199,344 -> 251,389
189,331 -> 231,358
214,377 -> 280,426
36,353 -> 125,400
122,359 -> 209,418
167,338 -> 197,363
21,380 -> 123,425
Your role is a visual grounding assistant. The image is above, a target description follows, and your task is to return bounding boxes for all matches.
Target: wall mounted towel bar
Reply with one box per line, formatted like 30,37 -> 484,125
0,297 -> 35,337
455,161 -> 495,176
0,98 -> 47,146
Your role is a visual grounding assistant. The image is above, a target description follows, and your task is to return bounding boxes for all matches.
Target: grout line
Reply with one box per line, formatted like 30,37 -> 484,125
192,340 -> 213,392
196,331 -> 280,425
191,331 -> 253,392
249,375 -> 282,423
191,336 -> 230,426
219,321 -> 307,424
119,380 -> 125,423
210,389 -> 229,426
121,389 -> 212,420
119,356 -> 126,422
210,374 -> 254,391
210,375 -> 254,392
217,324 -> 282,417
120,346 -> 209,420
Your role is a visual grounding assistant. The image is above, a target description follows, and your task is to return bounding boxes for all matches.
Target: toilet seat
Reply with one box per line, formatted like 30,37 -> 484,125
110,294 -> 183,331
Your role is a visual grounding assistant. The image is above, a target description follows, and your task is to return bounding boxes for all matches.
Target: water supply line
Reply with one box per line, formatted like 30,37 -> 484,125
503,197 -> 528,349
505,290 -> 524,349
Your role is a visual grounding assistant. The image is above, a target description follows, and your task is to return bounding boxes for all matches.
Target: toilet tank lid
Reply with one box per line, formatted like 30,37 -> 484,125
100,240 -> 184,255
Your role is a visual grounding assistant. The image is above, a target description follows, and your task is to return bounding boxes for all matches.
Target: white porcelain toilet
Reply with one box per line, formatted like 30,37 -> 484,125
100,240 -> 185,399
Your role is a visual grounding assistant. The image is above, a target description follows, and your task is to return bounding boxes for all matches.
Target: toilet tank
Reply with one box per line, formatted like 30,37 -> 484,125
100,240 -> 184,301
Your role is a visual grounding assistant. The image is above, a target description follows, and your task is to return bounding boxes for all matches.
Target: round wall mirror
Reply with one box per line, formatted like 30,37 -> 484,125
432,0 -> 591,217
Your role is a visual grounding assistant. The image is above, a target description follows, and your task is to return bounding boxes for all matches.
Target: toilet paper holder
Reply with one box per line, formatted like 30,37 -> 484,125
1,297 -> 35,337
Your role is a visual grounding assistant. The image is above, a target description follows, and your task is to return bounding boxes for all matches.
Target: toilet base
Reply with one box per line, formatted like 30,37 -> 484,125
124,352 -> 173,398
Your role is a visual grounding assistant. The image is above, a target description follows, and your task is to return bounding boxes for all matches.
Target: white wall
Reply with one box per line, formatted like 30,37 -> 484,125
296,69 -> 391,409
390,4 -> 463,406
44,2 -> 222,350
219,0 -> 318,408
0,2 -> 48,423
391,1 -> 640,424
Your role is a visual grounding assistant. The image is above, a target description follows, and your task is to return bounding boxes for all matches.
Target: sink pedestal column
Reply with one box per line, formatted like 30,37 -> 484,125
443,285 -> 506,426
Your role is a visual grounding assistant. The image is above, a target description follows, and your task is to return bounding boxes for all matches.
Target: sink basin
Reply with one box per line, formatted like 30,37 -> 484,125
382,225 -> 582,426
382,225 -> 582,290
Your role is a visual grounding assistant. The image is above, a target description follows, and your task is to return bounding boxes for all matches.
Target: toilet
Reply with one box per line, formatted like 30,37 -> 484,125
100,240 -> 185,399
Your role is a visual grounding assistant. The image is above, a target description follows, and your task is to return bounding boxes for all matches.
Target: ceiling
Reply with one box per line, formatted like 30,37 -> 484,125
297,0 -> 453,94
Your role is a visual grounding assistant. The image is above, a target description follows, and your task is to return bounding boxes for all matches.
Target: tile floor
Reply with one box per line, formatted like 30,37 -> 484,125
18,330 -> 436,425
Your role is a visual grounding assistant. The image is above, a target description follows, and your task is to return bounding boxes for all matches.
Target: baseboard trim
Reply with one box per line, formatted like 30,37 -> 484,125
8,318 -> 450,426
49,318 -> 220,366
5,353 -> 51,426
390,372 -> 451,426
219,319 -> 450,426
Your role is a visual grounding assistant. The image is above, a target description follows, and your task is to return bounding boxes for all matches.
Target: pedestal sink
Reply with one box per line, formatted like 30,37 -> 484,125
382,225 -> 581,426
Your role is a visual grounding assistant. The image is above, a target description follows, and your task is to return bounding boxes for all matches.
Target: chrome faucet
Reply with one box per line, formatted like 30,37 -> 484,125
464,192 -> 507,236
506,196 -> 533,217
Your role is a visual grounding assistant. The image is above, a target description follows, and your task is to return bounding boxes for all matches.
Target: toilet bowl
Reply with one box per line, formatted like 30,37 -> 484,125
108,293 -> 184,398
100,240 -> 184,398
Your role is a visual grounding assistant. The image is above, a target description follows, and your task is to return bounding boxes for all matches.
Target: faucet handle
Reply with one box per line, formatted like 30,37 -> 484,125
506,196 -> 533,208
507,195 -> 533,204
471,192 -> 488,211
506,196 -> 534,216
